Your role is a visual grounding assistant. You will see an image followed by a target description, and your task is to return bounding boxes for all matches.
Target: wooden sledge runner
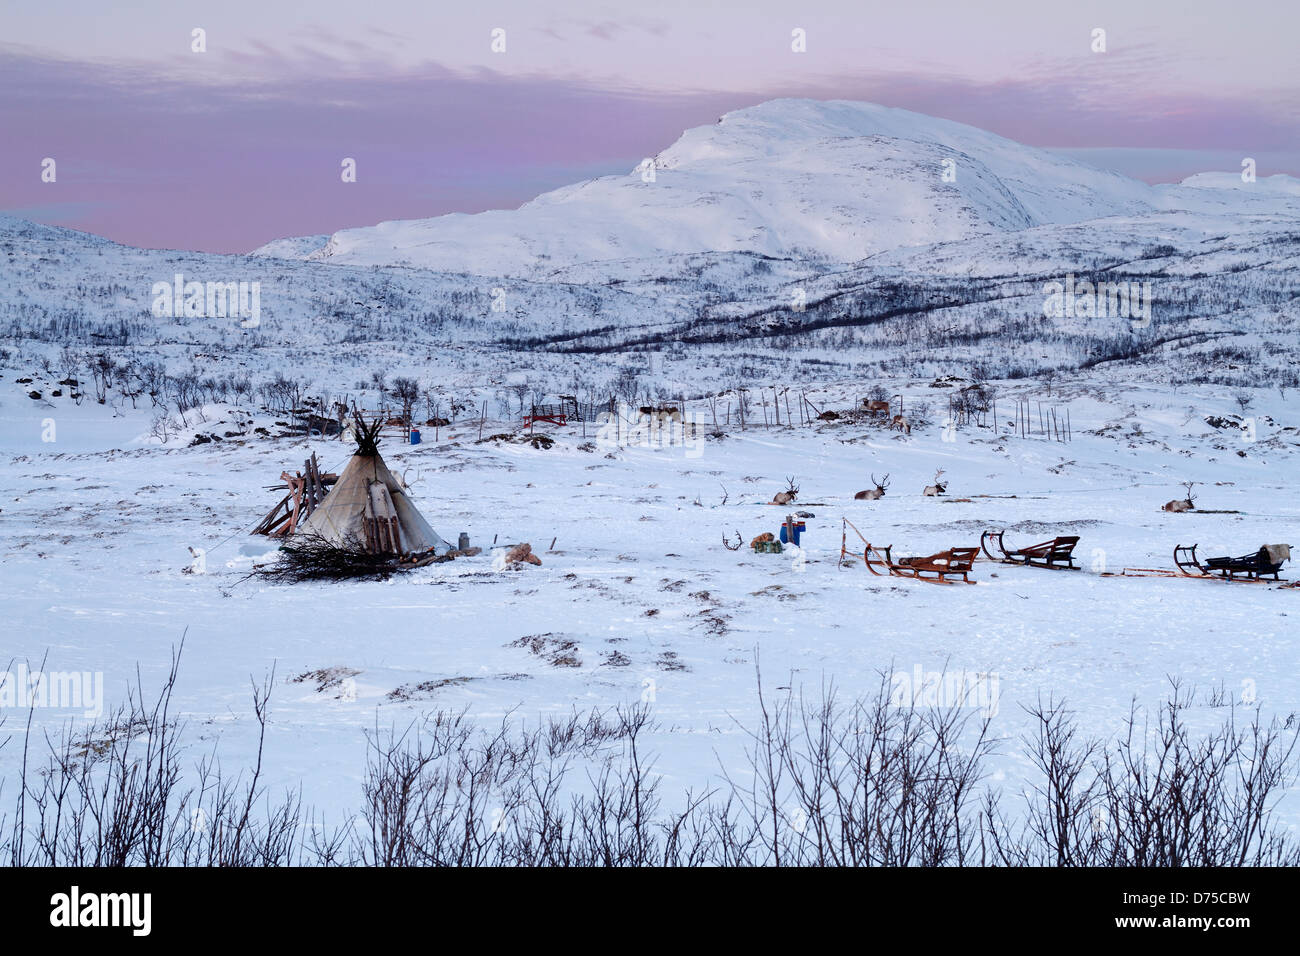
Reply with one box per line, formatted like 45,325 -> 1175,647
981,529 -> 1080,570
838,517 -> 872,569
864,543 -> 978,583
1174,543 -> 1289,582
1098,562 -> 1181,578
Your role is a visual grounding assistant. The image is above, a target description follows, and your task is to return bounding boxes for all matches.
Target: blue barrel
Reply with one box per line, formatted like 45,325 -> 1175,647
792,522 -> 806,546
779,525 -> 788,544
410,428 -> 421,445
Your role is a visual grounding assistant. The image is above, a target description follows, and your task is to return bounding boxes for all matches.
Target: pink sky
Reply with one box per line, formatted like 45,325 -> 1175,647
3,1 -> 1296,253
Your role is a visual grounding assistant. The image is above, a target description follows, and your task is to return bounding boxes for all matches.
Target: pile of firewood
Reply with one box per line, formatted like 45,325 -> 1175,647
251,453 -> 337,536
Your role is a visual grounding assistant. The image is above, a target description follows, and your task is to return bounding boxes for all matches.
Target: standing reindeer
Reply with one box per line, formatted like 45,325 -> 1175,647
891,414 -> 911,435
924,469 -> 947,496
637,405 -> 682,424
771,476 -> 799,506
1163,481 -> 1198,512
854,473 -> 890,501
863,398 -> 891,417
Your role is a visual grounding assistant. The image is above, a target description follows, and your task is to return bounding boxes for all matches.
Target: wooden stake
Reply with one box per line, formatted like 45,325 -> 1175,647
253,494 -> 291,534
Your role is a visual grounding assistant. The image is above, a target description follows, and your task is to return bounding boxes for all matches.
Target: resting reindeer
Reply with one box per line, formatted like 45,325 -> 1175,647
854,473 -> 890,501
924,469 -> 947,496
771,476 -> 799,506
1163,481 -> 1197,513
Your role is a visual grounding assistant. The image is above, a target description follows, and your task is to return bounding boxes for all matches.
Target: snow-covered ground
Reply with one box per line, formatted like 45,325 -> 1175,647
3,376 -> 1297,825
3,97 -> 1298,835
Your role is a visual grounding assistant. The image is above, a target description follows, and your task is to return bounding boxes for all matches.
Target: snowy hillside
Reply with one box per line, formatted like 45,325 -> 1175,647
4,97 -> 1299,398
249,234 -> 331,259
254,99 -> 1161,277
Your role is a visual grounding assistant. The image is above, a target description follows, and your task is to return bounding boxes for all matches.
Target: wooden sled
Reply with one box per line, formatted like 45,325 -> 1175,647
1174,543 -> 1288,582
864,543 -> 978,583
523,403 -> 569,428
981,530 -> 1080,570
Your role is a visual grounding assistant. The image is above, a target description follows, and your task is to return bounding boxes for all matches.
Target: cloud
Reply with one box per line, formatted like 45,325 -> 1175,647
537,16 -> 672,43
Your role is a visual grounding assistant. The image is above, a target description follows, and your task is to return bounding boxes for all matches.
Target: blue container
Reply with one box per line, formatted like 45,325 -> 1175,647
793,522 -> 805,546
779,525 -> 788,544
409,428 -> 421,445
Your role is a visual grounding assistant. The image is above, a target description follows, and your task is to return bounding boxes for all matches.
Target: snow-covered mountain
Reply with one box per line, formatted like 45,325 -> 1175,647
5,97 -> 1299,395
253,99 -> 1162,277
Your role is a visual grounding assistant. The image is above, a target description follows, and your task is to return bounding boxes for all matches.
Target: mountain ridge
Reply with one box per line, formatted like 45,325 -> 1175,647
251,98 -> 1169,277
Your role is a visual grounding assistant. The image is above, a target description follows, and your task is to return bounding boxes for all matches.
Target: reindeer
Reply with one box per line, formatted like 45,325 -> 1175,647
637,405 -> 682,424
891,414 -> 911,435
771,476 -> 799,506
924,469 -> 947,496
1163,481 -> 1198,512
863,398 -> 891,417
854,473 -> 890,501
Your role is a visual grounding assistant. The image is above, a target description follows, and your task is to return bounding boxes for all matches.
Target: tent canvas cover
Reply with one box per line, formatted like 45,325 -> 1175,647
295,449 -> 451,556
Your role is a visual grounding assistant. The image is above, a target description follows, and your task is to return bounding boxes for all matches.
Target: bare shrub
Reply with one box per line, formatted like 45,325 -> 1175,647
4,657 -> 1296,867
983,685 -> 1300,866
248,532 -> 405,584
